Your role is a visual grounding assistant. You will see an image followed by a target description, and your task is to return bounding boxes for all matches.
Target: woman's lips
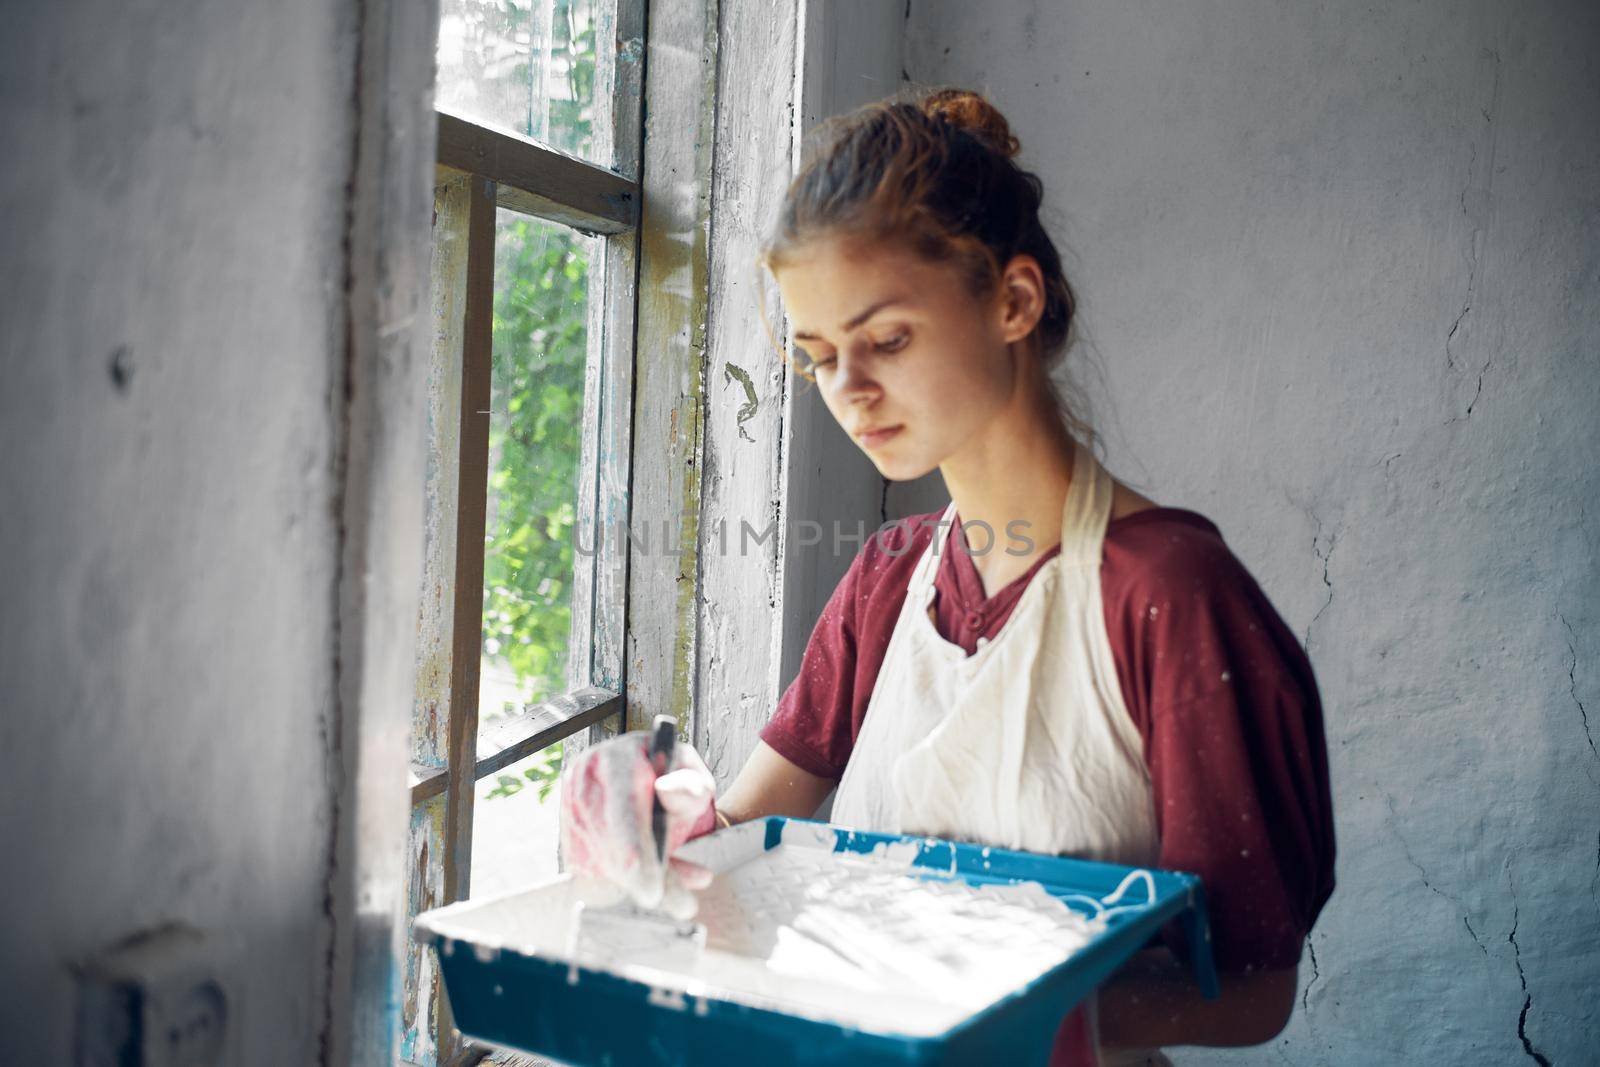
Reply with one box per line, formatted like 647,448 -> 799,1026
858,425 -> 903,448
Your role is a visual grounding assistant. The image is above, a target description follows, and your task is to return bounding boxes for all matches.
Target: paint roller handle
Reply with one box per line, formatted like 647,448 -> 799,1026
648,715 -> 676,864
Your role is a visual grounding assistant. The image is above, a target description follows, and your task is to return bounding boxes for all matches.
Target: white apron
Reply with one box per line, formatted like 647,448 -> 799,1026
831,440 -> 1165,1066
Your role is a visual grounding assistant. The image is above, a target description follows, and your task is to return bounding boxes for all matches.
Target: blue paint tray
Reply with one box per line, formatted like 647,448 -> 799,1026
414,817 -> 1217,1066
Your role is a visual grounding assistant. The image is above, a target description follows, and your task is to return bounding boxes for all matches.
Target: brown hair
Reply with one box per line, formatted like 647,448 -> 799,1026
758,86 -> 1095,450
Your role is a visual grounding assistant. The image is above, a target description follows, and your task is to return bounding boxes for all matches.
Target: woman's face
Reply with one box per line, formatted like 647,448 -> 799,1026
773,235 -> 1030,482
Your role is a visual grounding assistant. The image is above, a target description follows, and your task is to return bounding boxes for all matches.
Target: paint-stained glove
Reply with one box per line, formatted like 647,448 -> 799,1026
558,729 -> 718,919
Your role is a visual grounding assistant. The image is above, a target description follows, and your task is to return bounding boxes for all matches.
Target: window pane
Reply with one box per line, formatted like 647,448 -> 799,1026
478,208 -> 595,744
436,0 -> 609,165
471,742 -> 564,897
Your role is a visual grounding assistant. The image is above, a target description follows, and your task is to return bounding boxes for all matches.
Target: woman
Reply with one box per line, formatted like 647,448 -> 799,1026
560,87 -> 1335,1065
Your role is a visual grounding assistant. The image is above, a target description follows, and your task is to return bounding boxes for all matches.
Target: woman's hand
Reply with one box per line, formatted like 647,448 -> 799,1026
558,730 -> 719,919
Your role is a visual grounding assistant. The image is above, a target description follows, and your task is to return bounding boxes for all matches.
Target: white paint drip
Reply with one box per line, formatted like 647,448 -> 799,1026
418,828 -> 1109,1037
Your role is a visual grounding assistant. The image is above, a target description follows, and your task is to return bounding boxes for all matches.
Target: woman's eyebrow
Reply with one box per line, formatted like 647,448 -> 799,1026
793,295 -> 911,341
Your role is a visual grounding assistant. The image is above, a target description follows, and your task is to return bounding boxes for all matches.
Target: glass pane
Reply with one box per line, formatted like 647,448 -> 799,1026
436,0 -> 609,165
471,742 -> 564,897
477,209 -> 595,745
472,210 -> 594,896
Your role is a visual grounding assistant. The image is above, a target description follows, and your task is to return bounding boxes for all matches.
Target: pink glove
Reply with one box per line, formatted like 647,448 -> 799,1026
558,730 -> 719,919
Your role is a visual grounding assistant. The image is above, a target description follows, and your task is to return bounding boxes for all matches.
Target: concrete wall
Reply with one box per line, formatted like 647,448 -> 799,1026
899,0 -> 1600,1061
0,1 -> 436,1063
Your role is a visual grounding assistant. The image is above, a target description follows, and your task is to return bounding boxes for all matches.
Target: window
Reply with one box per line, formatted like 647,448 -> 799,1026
403,1 -> 644,1062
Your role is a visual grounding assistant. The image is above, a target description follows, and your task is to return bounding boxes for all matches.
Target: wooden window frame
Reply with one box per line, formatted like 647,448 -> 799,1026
402,3 -> 646,1062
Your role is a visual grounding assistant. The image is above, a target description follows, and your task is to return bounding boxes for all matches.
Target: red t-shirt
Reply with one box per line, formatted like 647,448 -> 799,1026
760,506 -> 1336,974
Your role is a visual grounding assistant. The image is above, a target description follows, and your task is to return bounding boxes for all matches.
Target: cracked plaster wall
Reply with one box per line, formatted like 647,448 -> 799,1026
899,0 -> 1600,1061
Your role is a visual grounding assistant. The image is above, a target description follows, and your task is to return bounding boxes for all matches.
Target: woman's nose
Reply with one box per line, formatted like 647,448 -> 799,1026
831,344 -> 879,401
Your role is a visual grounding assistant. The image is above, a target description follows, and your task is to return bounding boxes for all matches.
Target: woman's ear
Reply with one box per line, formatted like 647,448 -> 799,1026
998,254 -> 1047,345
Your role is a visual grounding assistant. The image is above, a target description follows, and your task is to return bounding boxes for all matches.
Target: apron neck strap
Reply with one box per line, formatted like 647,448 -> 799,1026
926,437 -> 1111,573
1057,438 -> 1112,566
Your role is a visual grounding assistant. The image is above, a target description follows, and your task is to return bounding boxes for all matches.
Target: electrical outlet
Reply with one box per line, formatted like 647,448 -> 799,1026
76,924 -> 228,1067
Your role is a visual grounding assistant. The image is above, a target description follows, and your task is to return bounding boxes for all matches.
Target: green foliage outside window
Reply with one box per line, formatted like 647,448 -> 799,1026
485,218 -> 588,707
463,0 -> 599,803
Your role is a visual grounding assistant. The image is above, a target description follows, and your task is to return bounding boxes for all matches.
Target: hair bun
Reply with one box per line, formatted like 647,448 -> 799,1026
921,89 -> 1021,159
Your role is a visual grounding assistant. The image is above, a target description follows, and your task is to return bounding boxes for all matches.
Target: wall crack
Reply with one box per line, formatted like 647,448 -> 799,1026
1302,511 -> 1338,655
1445,301 -> 1471,374
1559,614 -> 1597,769
1591,830 -> 1600,919
1463,915 -> 1489,958
1508,904 -> 1552,1067
1444,47 -> 1501,422
1465,356 -> 1491,417
1381,792 -> 1490,957
1300,938 -> 1320,1014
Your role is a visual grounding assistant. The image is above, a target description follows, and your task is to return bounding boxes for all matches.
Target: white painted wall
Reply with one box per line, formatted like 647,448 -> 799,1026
0,1 -> 436,1063
896,0 -> 1600,1062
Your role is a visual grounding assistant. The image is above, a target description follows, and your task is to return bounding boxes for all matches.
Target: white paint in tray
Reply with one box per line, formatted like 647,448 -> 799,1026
416,822 -> 1105,1037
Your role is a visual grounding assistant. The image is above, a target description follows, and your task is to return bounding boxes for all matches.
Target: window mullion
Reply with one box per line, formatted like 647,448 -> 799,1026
401,168 -> 496,1067
442,172 -> 498,910
571,0 -> 645,740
